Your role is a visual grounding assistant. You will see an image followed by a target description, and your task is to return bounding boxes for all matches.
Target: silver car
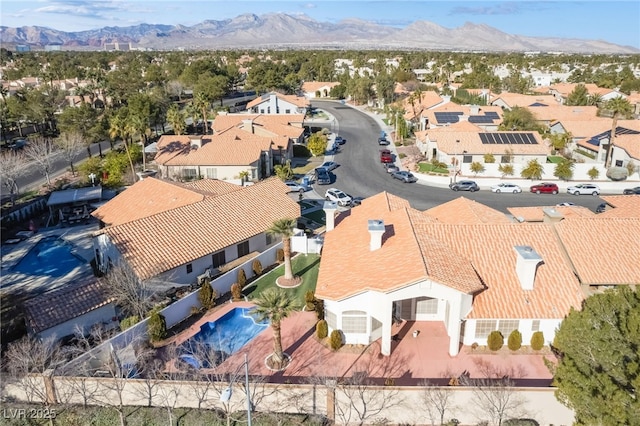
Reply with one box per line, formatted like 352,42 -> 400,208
567,183 -> 600,196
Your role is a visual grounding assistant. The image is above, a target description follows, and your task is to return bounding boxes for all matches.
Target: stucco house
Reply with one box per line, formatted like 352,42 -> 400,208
91,177 -> 300,288
301,81 -> 341,99
421,103 -> 504,132
247,92 -> 309,115
154,126 -> 291,182
548,83 -> 627,105
23,279 -> 117,341
316,192 -> 640,358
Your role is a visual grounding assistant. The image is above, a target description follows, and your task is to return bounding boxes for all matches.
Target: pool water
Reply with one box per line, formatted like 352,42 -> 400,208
183,307 -> 269,361
12,236 -> 86,277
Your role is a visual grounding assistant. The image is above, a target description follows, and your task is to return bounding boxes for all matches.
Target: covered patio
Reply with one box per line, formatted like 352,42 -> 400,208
46,186 -> 103,227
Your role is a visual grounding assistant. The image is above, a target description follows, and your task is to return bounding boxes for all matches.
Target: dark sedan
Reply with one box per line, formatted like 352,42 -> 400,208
623,186 -> 640,195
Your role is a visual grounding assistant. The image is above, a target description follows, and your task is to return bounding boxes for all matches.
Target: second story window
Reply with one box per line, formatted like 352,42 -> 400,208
186,263 -> 193,274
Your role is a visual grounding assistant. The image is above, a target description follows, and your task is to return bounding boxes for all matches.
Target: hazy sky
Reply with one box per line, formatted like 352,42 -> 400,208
2,0 -> 639,49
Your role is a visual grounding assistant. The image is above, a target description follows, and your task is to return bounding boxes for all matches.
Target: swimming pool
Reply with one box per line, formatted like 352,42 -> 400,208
181,307 -> 269,365
11,236 -> 86,277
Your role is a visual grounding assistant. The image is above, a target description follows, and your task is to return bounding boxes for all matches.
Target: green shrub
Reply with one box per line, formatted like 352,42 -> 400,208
231,282 -> 242,302
237,268 -> 247,287
292,144 -> 311,158
305,290 -> 316,310
198,279 -> 217,310
147,309 -> 167,342
316,320 -> 328,339
120,315 -> 139,331
487,330 -> 504,351
398,153 -> 407,159
276,249 -> 285,262
314,299 -> 325,320
530,331 -> 545,351
431,158 -> 448,169
330,330 -> 343,350
587,166 -> 600,180
470,161 -> 485,176
252,259 -> 263,276
484,153 -> 496,163
508,330 -> 522,351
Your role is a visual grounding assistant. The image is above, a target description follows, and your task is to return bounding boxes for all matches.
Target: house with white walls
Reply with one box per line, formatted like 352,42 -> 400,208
316,192 -> 640,357
246,92 -> 309,115
92,177 -> 300,289
301,81 -> 341,99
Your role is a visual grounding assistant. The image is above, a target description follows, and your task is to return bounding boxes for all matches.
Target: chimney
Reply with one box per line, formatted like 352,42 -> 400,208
189,135 -> 202,149
542,207 -> 563,224
323,201 -> 338,231
469,105 -> 480,115
514,246 -> 543,290
242,119 -> 254,134
368,219 -> 385,251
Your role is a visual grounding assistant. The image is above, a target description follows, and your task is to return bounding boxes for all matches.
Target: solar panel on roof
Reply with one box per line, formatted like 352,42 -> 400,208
526,133 -> 537,144
434,112 -> 462,124
586,127 -> 639,147
485,111 -> 500,118
469,115 -> 494,124
480,133 -> 489,144
478,132 -> 539,144
529,102 -> 548,107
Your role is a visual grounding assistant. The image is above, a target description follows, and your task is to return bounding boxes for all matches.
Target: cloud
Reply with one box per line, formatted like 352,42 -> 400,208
301,2 -> 316,9
33,0 -> 146,20
450,2 -> 533,16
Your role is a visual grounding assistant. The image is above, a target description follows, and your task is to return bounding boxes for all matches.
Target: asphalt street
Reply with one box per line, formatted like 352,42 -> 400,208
311,100 -> 606,214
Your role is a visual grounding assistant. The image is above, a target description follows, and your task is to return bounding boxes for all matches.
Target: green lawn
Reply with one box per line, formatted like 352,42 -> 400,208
547,156 -> 564,163
245,254 -> 320,307
418,162 -> 449,174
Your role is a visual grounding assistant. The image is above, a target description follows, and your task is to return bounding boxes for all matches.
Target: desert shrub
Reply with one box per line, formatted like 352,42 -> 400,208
231,282 -> 242,302
530,331 -> 545,350
120,315 -> 139,330
470,161 -> 485,176
330,330 -> 343,350
508,330 -> 522,351
276,249 -> 285,262
252,259 -> 263,276
314,298 -> 325,320
384,377 -> 395,386
431,158 -> 448,169
484,153 -> 496,163
198,278 -> 217,310
587,166 -> 600,180
471,342 -> 479,350
190,306 -> 200,315
147,309 -> 167,342
398,153 -> 407,159
487,330 -> 504,351
305,290 -> 316,310
498,163 -> 514,178
237,268 -> 247,287
316,319 -> 328,339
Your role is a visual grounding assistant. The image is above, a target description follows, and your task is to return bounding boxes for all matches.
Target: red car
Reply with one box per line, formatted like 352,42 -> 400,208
530,182 -> 559,194
380,149 -> 393,163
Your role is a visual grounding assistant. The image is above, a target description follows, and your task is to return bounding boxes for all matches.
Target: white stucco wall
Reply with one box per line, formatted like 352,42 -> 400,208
463,318 -> 562,347
37,304 -> 118,341
165,163 -> 260,182
250,95 -> 306,115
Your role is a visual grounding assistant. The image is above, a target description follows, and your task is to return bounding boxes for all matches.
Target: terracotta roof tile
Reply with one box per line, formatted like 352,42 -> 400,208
24,279 -> 114,333
599,195 -> 640,218
301,81 -> 340,93
531,105 -> 600,122
554,218 -> 640,285
491,93 -> 558,108
212,113 -> 305,139
425,130 -> 549,156
92,178 -> 206,226
102,178 -> 300,281
247,92 -> 308,108
507,205 -> 595,222
425,197 -> 511,224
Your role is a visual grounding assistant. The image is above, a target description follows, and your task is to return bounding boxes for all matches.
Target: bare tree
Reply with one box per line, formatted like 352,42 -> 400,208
420,379 -> 457,426
0,151 -> 27,206
5,336 -> 66,425
23,136 -> 57,186
102,263 -> 153,320
459,359 -> 529,426
55,131 -> 84,176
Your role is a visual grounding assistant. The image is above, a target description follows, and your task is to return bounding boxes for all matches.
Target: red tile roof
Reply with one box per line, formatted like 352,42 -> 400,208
425,197 -> 511,224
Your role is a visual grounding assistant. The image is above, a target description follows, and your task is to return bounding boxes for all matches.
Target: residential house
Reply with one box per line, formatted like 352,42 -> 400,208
301,81 -> 340,99
92,177 -> 300,289
154,126 -> 290,182
23,279 -> 116,341
548,83 -> 626,104
247,92 -> 309,115
571,120 -> 640,165
421,103 -> 503,132
316,192 -> 639,357
400,90 -> 446,125
490,92 -> 560,110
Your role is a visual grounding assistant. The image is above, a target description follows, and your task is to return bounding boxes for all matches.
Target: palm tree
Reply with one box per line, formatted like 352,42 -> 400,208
238,170 -> 249,186
267,218 -> 297,282
166,104 -> 186,135
108,114 -> 136,181
253,288 -> 299,369
603,97 -> 633,168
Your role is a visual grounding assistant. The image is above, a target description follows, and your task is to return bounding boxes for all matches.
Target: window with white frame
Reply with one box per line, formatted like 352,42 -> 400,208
531,320 -> 540,332
498,319 -> 520,336
474,319 -> 497,339
416,297 -> 438,315
182,168 -> 197,179
326,310 -> 337,330
342,310 -> 367,333
205,167 -> 217,179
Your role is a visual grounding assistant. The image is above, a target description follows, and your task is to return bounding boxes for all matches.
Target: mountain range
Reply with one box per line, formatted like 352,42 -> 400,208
1,13 -> 637,54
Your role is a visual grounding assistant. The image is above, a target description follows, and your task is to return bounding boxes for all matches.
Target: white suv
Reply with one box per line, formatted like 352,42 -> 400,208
567,183 -> 600,196
325,188 -> 352,206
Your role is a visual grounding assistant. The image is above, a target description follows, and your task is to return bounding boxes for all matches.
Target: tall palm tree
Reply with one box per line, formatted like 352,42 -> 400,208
603,97 -> 633,168
166,104 -> 186,135
253,288 -> 299,369
108,114 -> 136,180
267,218 -> 297,281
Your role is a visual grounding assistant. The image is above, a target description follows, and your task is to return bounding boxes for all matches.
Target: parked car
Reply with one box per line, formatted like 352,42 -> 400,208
391,171 -> 417,183
324,188 -> 352,206
320,161 -> 338,171
529,182 -> 559,194
383,163 -> 400,173
449,180 -> 479,192
623,186 -> 640,195
314,167 -> 331,185
567,183 -> 600,196
8,139 -> 27,150
490,183 -> 522,193
378,136 -> 390,146
380,149 -> 393,163
347,194 -> 365,207
284,181 -> 309,193
334,136 -> 346,145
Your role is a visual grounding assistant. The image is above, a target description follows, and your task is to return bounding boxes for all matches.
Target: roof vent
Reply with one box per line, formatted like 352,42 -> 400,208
323,201 -> 338,231
514,246 -> 543,290
368,219 -> 385,251
542,207 -> 563,224
189,135 -> 203,149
